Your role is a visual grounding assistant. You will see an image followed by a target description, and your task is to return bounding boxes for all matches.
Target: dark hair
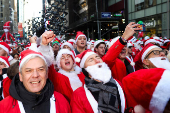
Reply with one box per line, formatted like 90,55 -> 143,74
7,61 -> 19,80
82,68 -> 90,78
12,53 -> 19,58
95,42 -> 106,49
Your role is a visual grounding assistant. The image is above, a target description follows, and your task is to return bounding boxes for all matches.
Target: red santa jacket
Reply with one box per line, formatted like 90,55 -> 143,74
48,64 -> 85,102
0,91 -> 71,113
2,77 -> 12,98
102,39 -> 127,82
0,32 -> 15,42
70,79 -> 126,113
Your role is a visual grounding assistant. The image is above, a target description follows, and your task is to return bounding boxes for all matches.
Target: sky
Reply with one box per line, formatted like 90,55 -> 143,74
24,0 -> 43,20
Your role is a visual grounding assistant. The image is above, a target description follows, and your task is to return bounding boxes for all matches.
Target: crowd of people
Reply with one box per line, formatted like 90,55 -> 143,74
0,22 -> 170,113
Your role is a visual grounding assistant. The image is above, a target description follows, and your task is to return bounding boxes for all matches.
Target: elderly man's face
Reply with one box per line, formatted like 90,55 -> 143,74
19,57 -> 47,94
84,54 -> 103,68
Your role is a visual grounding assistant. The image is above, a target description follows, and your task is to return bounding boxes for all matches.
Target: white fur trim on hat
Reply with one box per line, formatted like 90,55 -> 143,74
0,57 -> 9,67
61,42 -> 74,50
19,54 -> 47,71
80,52 -> 96,68
144,39 -> 159,46
68,39 -> 76,44
0,44 -> 9,54
141,45 -> 160,62
94,40 -> 105,49
149,70 -> 170,113
75,35 -> 87,43
56,49 -> 75,68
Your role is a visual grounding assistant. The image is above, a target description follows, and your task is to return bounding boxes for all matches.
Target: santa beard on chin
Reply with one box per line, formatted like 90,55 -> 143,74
85,62 -> 112,84
149,57 -> 170,70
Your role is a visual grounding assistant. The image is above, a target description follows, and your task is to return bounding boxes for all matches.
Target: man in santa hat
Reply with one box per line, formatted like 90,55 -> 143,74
134,43 -> 170,70
0,56 -> 10,101
71,49 -> 126,113
74,31 -> 87,55
0,49 -> 71,113
122,68 -> 170,113
126,42 -> 135,72
94,40 -> 106,58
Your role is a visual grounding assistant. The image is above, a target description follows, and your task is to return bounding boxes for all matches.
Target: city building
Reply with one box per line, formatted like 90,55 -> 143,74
0,0 -> 18,36
128,0 -> 170,38
67,0 -> 127,40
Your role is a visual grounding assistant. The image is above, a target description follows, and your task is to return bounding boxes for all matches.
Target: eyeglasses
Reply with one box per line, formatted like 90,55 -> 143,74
145,50 -> 167,59
24,67 -> 46,75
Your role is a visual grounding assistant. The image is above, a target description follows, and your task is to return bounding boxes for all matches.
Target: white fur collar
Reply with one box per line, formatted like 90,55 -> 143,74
58,66 -> 82,91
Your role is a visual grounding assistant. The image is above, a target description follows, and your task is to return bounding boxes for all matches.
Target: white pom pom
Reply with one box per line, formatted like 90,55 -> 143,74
134,105 -> 145,113
75,57 -> 81,62
130,62 -> 135,66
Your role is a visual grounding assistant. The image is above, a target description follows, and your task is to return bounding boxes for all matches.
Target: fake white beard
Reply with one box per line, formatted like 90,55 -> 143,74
85,62 -> 112,84
149,57 -> 170,70
4,29 -> 9,33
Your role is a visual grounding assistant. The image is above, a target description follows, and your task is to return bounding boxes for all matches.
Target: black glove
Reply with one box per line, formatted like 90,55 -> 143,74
36,25 -> 45,37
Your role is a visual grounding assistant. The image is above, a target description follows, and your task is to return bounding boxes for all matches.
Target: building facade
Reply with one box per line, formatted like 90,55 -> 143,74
0,0 -> 18,35
128,0 -> 170,38
67,0 -> 127,40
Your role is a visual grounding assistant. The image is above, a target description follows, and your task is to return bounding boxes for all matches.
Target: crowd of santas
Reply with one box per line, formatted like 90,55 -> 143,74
0,22 -> 170,113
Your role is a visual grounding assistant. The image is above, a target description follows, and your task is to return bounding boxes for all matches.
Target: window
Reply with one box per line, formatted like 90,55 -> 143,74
135,0 -> 157,11
0,13 -> 3,18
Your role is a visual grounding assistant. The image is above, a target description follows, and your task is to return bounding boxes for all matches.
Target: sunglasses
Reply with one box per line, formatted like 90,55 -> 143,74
145,50 -> 167,59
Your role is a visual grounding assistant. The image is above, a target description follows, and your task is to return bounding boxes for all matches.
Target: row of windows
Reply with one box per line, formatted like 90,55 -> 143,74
135,0 -> 157,11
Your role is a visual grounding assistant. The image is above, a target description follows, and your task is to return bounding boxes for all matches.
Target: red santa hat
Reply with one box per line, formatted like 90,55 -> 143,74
19,49 -> 47,71
3,21 -> 11,28
68,39 -> 76,44
56,49 -> 75,68
94,40 -> 105,49
0,56 -> 10,67
144,37 -> 160,46
61,41 -> 74,50
122,68 -> 170,113
134,43 -> 160,63
75,49 -> 96,68
0,42 -> 11,55
75,31 -> 87,43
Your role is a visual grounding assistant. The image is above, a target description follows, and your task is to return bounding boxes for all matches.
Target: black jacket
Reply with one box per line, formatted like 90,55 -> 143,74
9,74 -> 54,113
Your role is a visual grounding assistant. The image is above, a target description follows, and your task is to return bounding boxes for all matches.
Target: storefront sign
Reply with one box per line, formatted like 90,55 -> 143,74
101,12 -> 111,18
144,20 -> 156,28
113,13 -> 122,17
18,23 -> 23,38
